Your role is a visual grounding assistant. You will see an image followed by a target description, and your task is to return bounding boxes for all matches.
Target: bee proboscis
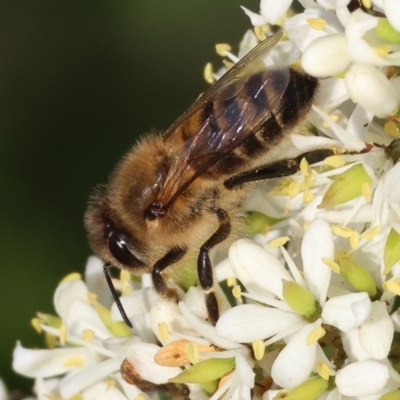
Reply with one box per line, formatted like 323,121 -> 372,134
85,32 -> 333,326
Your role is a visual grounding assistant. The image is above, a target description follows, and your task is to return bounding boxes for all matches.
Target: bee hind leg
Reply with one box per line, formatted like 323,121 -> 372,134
224,148 -> 334,188
152,247 -> 187,300
198,206 -> 231,325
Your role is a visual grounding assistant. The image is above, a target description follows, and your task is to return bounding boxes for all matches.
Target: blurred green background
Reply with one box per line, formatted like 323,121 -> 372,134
0,0 -> 258,395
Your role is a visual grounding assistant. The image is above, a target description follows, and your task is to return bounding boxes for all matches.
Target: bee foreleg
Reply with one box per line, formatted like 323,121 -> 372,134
198,206 -> 231,324
224,149 -> 334,188
152,247 -> 187,298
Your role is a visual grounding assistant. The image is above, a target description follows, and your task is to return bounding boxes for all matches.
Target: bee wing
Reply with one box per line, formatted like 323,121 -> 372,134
159,32 -> 290,207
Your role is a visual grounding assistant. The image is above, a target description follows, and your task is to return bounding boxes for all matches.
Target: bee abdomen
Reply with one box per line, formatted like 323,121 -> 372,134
211,69 -> 318,176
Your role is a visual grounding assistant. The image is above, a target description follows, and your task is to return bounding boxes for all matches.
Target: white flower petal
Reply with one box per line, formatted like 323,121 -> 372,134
0,380 -> 7,400
322,292 -> 371,332
240,6 -> 268,27
125,342 -> 181,384
346,104 -> 374,141
302,34 -> 351,77
34,377 -> 61,400
311,105 -> 366,150
179,301 -> 241,349
262,389 -> 282,400
302,218 -> 334,305
235,352 -> 255,388
229,239 -> 292,299
84,256 -> 113,308
385,0 -> 400,31
335,360 -> 389,396
317,0 -> 350,8
285,7 -> 343,52
345,9 -> 378,40
60,357 -> 124,399
348,38 -> 395,66
359,301 -> 394,360
216,304 -> 304,343
53,276 -> 111,338
259,0 -> 292,24
314,78 -> 349,111
391,308 -> 400,332
112,287 -> 159,320
383,163 -> 400,204
12,342 -> 95,378
150,298 -> 198,344
81,381 -> 128,400
342,328 -> 371,362
271,321 -> 320,388
345,63 -> 399,117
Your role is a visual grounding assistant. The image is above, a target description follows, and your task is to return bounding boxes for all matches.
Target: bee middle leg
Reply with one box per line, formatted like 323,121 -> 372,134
198,206 -> 231,325
224,148 -> 334,189
152,247 -> 187,299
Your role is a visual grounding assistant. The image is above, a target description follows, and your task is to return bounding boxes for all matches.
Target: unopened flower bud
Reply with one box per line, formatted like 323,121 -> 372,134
302,34 -> 351,77
169,358 -> 235,384
345,63 -> 399,117
339,259 -> 377,298
282,280 -> 321,321
319,164 -> 372,208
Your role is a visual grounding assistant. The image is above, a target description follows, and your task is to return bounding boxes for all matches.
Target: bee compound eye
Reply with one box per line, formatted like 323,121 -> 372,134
107,231 -> 141,267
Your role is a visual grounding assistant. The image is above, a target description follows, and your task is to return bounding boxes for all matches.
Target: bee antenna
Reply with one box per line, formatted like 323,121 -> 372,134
103,263 -> 133,329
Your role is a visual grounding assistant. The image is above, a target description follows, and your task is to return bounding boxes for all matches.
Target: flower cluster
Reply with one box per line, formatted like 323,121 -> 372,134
12,1 -> 400,399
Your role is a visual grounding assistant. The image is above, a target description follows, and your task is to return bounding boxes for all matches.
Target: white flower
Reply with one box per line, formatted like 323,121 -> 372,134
241,0 -> 292,26
335,360 -> 389,396
13,2 -> 400,399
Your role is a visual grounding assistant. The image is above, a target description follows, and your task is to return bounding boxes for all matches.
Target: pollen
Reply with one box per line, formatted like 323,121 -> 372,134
300,157 -> 311,176
87,292 -> 97,304
268,236 -> 290,249
384,121 -> 400,137
204,62 -> 214,84
120,270 -> 132,295
227,277 -> 237,287
349,231 -> 360,249
82,329 -> 95,342
252,339 -> 265,361
222,59 -> 234,70
306,18 -> 327,30
105,378 -> 116,391
361,226 -> 380,240
322,114 -> 339,129
232,285 -> 243,303
362,182 -> 372,202
158,322 -> 169,343
31,318 -> 43,333
303,189 -> 314,204
59,272 -> 81,284
331,225 -> 353,238
288,181 -> 301,198
215,43 -> 232,57
186,341 -> 199,364
322,258 -> 340,273
59,323 -> 67,345
324,154 -> 346,168
373,44 -> 391,58
307,326 -> 326,345
317,361 -> 330,380
63,356 -> 86,367
254,26 -> 267,41
361,0 -> 372,8
383,280 -> 400,296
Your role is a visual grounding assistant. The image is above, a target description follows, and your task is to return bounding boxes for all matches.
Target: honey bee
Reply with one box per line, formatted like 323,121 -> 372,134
85,32 -> 333,326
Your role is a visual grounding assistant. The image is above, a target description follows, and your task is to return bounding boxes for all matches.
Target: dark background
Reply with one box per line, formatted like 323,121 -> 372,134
0,0 -> 258,394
